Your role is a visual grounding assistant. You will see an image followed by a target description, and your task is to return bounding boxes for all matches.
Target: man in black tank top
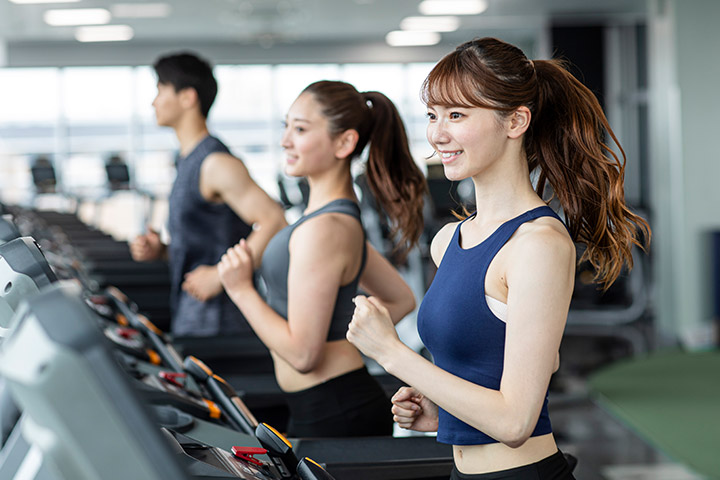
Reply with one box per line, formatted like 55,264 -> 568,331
130,52 -> 286,336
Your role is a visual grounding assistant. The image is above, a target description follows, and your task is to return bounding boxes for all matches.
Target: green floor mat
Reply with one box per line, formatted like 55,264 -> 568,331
588,349 -> 720,479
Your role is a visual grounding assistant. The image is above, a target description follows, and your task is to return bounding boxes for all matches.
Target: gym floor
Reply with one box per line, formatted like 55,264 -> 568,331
547,334 -> 706,480
551,393 -> 703,480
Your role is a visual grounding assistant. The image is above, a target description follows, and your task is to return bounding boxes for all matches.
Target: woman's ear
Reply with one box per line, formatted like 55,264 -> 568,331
334,129 -> 360,159
507,106 -> 531,139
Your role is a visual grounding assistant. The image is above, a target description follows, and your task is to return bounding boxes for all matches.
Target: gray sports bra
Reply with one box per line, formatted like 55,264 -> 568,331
259,199 -> 367,341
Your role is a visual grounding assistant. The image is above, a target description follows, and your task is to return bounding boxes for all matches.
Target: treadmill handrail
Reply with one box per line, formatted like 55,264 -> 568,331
107,288 -> 184,371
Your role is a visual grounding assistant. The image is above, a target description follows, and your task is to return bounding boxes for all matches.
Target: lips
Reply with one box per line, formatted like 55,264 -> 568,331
439,150 -> 463,164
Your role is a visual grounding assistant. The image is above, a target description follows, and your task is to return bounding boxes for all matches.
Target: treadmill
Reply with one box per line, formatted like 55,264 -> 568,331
0,282 -> 321,480
0,237 -> 454,479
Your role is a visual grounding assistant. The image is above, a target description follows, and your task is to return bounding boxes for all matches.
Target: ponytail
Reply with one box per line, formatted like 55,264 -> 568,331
302,80 -> 426,262
362,92 -> 426,261
529,59 -> 650,288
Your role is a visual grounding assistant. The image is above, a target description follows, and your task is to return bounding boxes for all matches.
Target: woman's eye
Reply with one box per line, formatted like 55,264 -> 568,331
425,112 -> 436,120
450,112 -> 463,119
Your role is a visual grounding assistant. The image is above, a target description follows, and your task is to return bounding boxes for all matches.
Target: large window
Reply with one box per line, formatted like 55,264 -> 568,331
0,62 -> 436,223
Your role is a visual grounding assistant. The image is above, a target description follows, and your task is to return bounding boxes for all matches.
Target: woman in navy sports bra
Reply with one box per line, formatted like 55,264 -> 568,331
216,80 -> 427,437
347,38 -> 650,478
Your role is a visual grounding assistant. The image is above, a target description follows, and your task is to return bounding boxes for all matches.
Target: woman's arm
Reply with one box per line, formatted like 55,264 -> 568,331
219,214 -> 354,373
348,225 -> 575,447
358,244 -> 415,324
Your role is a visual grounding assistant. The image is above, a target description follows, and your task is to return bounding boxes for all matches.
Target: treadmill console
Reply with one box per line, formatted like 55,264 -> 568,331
0,283 -> 286,479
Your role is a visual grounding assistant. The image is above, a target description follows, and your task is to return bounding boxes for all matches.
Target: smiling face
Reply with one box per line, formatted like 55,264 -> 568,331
280,92 -> 340,178
426,104 -> 510,182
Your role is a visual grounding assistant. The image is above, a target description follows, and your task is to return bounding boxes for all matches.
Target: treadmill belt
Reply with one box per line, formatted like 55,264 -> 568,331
294,435 -> 453,480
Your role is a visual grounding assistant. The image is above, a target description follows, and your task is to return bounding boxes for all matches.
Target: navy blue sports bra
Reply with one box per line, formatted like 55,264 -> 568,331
417,206 -> 563,445
260,199 -> 366,341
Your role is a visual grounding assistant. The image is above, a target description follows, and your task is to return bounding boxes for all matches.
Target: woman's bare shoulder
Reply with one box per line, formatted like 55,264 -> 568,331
430,220 -> 462,267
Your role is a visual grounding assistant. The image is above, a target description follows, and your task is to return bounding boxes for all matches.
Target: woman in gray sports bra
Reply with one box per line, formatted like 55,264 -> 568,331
217,80 -> 427,437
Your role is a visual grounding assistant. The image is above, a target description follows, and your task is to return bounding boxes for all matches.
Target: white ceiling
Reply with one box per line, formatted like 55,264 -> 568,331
0,0 -> 647,46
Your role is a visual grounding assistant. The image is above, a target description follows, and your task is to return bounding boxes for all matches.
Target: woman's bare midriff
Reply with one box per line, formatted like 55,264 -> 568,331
272,339 -> 365,392
453,433 -> 558,474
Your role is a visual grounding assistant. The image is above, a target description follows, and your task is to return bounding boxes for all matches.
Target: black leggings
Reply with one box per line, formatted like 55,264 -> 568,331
285,367 -> 393,438
450,451 -> 576,480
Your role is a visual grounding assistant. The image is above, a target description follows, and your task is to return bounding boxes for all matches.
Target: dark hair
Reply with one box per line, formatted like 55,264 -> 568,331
153,52 -> 217,118
302,80 -> 427,261
422,37 -> 650,288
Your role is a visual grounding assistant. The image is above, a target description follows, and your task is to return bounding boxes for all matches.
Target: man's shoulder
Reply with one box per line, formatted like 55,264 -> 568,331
200,151 -> 251,195
203,150 -> 246,172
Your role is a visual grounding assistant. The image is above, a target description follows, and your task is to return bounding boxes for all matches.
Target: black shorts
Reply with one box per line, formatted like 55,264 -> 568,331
450,450 -> 576,480
285,367 -> 393,438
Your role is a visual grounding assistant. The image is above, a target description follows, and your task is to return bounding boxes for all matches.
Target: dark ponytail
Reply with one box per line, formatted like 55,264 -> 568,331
362,91 -> 426,260
302,81 -> 426,261
422,38 -> 650,288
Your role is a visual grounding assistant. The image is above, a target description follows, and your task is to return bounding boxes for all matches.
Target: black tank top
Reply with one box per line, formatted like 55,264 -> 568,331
167,135 -> 253,336
259,199 -> 366,341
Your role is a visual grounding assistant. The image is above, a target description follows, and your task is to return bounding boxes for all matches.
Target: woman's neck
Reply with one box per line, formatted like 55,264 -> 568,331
470,154 -> 543,224
305,165 -> 356,211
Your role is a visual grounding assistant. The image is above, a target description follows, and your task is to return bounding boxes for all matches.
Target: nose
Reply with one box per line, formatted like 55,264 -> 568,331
428,119 -> 449,145
280,126 -> 291,149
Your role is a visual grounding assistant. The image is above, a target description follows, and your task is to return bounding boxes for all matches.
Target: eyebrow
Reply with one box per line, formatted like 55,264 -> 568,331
285,116 -> 311,124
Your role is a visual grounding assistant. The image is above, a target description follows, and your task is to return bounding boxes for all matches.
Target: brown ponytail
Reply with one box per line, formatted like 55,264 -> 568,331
529,59 -> 650,288
302,81 -> 426,261
422,38 -> 650,288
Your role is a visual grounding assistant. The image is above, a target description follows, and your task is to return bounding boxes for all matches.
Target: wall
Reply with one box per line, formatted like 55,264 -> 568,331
675,0 -> 720,345
648,0 -> 720,347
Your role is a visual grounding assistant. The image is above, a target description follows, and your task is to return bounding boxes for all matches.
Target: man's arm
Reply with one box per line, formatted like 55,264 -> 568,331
200,152 -> 287,265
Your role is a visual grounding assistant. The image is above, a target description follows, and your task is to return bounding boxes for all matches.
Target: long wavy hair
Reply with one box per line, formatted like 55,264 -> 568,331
422,38 -> 650,288
302,80 -> 427,261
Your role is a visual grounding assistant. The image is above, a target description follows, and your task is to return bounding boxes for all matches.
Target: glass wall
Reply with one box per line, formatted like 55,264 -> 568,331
0,62 -> 435,212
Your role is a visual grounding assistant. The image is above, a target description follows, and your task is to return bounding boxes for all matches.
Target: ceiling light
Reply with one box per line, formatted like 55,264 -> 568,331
111,3 -> 172,18
44,9 -> 111,26
400,16 -> 459,32
75,25 -> 134,42
385,31 -> 441,47
9,0 -> 80,4
419,0 -> 488,16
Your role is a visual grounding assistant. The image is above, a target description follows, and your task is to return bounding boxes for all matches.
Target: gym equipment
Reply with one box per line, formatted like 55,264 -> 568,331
0,237 -> 57,336
104,154 -> 130,191
104,286 -> 184,371
0,232 -> 455,480
184,355 -> 258,435
184,354 -> 453,479
566,246 -> 650,355
0,282 -> 290,479
297,457 -> 336,480
29,156 -> 57,195
6,206 -> 173,330
0,216 -> 21,245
